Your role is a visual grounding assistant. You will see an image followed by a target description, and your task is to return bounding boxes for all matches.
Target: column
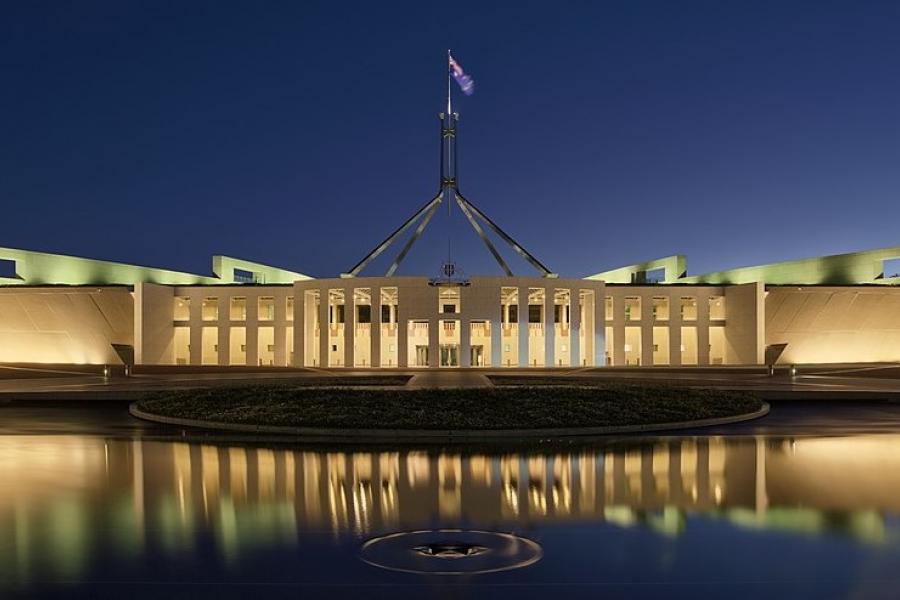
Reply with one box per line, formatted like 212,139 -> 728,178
570,289 -> 581,367
217,296 -> 229,366
294,284 -> 305,367
491,316 -> 502,368
460,318 -> 471,367
246,295 -> 259,367
397,293 -> 408,368
670,292 -> 682,367
318,287 -> 329,367
189,292 -> 202,365
582,292 -> 594,367
697,291 -> 710,366
518,286 -> 529,367
371,287 -> 381,368
544,287 -> 556,367
274,293 -> 286,367
428,315 -> 440,368
343,286 -> 353,368
641,293 -> 653,367
593,287 -> 605,367
613,294 -> 625,367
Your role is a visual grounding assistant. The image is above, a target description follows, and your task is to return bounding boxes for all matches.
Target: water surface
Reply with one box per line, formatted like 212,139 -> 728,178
1,403 -> 900,598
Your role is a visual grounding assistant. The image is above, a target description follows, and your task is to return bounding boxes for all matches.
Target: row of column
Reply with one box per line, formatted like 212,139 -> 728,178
184,295 -> 293,366
300,285 -> 606,368
606,295 -> 716,367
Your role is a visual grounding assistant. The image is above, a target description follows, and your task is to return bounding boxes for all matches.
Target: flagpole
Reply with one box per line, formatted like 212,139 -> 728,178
447,48 -> 452,115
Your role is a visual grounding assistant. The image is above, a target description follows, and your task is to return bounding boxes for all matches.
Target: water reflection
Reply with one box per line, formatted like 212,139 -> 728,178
1,434 -> 899,585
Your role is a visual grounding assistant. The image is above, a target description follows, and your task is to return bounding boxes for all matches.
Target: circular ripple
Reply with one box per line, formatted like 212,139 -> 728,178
360,529 -> 542,575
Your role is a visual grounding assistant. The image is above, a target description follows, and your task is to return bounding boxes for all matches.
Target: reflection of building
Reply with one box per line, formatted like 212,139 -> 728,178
2,434 -> 899,585
4,105 -> 900,367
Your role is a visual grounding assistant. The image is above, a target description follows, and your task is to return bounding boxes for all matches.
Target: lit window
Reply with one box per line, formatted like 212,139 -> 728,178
681,297 -> 697,321
230,297 -> 246,320
174,296 -> 191,320
708,296 -> 726,320
624,297 -> 641,321
201,298 -> 218,321
258,297 -> 275,321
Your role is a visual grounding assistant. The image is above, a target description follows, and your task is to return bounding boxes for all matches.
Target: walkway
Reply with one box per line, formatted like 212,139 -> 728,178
1,363 -> 900,400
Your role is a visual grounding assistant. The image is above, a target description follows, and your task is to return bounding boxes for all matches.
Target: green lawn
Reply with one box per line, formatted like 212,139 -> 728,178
136,384 -> 763,430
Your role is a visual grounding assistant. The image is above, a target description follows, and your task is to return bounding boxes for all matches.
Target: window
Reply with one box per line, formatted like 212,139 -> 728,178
380,287 -> 398,327
555,289 -> 570,325
709,296 -> 726,320
651,297 -> 669,320
233,268 -> 256,283
644,267 -> 666,284
710,326 -> 726,365
528,304 -> 542,323
624,297 -> 641,321
884,258 -> 900,279
681,297 -> 697,321
201,327 -> 218,364
357,305 -> 371,323
230,327 -> 246,365
605,296 -> 613,321
258,296 -> 275,321
174,297 -> 190,320
201,298 -> 218,321
681,326 -> 698,364
331,304 -> 345,324
328,289 -> 345,325
286,296 -> 294,321
439,287 -> 460,314
507,305 -> 519,323
624,326 -> 641,365
230,297 -> 246,320
652,326 -> 670,365
258,327 -> 275,366
0,258 -> 16,278
174,327 -> 190,365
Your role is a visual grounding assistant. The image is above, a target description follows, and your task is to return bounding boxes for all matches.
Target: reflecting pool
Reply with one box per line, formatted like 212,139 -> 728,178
2,409 -> 900,598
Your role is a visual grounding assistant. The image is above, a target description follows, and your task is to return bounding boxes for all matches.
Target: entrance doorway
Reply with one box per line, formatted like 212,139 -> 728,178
440,344 -> 459,367
415,345 -> 429,367
470,345 -> 484,367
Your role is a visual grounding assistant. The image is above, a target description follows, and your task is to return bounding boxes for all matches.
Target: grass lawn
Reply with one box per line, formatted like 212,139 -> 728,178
136,383 -> 763,430
244,376 -> 412,387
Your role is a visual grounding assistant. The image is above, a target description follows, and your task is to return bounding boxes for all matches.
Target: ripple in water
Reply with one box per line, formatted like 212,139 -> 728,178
360,529 -> 542,575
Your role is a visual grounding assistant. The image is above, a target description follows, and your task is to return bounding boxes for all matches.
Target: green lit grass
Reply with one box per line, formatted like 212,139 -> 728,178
136,384 -> 763,430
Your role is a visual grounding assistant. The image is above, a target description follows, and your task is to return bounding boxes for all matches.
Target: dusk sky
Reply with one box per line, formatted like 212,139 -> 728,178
2,1 -> 898,279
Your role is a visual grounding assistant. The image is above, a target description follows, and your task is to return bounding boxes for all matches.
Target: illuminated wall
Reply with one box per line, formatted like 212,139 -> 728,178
766,286 -> 900,364
0,246 -> 310,286
588,245 -> 900,286
0,287 -> 133,364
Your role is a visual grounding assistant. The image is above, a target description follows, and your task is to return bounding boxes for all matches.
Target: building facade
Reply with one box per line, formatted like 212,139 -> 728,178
2,243 -> 900,368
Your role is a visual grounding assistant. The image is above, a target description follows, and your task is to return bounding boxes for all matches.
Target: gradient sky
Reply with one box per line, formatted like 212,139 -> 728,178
2,1 -> 898,279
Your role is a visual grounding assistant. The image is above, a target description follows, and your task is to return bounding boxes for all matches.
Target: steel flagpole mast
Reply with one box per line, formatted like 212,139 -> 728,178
446,48 -> 452,115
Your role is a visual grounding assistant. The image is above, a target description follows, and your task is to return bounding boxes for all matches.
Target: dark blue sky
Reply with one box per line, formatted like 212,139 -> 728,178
2,1 -> 898,279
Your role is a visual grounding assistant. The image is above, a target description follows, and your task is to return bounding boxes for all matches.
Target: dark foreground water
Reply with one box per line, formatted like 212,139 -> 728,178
2,403 -> 900,599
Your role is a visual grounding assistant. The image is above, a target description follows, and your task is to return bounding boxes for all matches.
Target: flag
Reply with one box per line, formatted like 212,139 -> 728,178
449,53 -> 474,96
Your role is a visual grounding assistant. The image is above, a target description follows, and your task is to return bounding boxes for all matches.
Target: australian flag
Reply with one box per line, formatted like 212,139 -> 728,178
449,53 -> 474,95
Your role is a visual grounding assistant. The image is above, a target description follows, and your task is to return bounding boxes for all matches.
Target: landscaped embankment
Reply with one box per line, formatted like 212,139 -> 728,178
131,383 -> 767,438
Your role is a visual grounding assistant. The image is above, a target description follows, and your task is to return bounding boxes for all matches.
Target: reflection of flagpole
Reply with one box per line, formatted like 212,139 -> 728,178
446,48 -> 452,115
